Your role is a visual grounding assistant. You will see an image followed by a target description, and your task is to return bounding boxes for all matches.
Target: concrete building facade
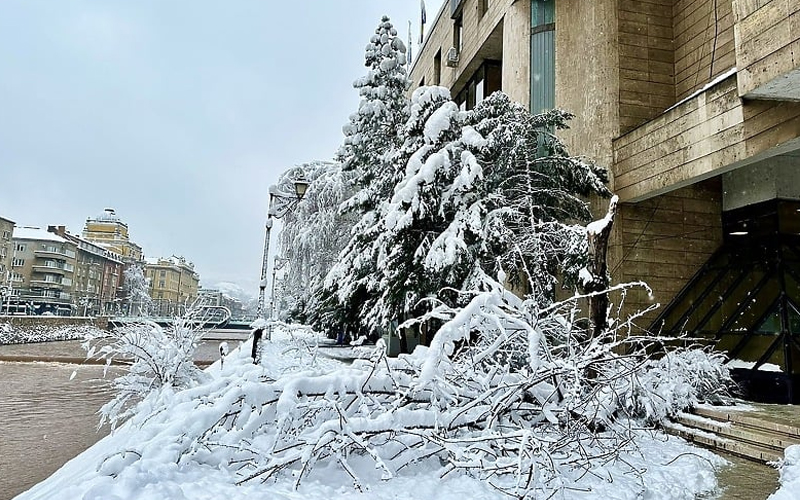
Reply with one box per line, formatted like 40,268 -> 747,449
0,216 -> 15,293
81,208 -> 144,264
10,227 -> 78,315
411,0 -> 800,401
145,256 -> 201,317
48,226 -> 124,316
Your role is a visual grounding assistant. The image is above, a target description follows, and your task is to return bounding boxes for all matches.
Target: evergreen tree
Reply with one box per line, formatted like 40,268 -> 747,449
369,89 -> 610,331
337,15 -> 410,210
320,16 -> 412,333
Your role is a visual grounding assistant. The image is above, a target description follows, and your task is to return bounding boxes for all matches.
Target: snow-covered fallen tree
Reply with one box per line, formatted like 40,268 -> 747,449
78,273 -> 726,499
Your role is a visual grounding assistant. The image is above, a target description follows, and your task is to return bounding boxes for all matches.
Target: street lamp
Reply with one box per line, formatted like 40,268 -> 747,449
253,176 -> 308,362
257,177 -> 309,319
268,256 -> 290,322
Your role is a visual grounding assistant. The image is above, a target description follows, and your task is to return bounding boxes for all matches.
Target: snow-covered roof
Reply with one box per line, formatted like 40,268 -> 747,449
12,226 -> 68,243
95,208 -> 121,222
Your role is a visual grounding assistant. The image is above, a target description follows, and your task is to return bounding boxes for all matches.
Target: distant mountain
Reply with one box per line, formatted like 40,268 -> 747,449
212,282 -> 256,303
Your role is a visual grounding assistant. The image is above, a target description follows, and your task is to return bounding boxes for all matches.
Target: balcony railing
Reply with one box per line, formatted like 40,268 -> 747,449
34,248 -> 76,259
33,262 -> 74,274
30,277 -> 72,287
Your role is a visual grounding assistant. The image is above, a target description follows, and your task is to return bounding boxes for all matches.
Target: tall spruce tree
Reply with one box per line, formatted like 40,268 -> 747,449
369,89 -> 610,331
321,16 -> 411,333
337,15 -> 410,210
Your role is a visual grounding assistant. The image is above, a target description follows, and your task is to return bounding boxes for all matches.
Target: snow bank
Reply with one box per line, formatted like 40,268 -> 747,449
16,326 -> 726,500
769,445 -> 800,500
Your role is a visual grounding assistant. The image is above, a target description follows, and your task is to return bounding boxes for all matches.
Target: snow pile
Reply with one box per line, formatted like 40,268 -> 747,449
83,318 -> 209,429
19,289 -> 732,500
769,445 -> 800,500
0,321 -> 101,345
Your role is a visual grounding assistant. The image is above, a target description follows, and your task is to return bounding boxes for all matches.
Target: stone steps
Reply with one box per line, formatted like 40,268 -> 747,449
665,405 -> 800,464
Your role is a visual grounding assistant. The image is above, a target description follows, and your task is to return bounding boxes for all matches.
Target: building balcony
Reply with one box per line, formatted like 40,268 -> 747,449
32,263 -> 74,274
17,289 -> 72,302
34,248 -> 76,260
734,0 -> 800,100
613,75 -> 800,202
30,277 -> 72,287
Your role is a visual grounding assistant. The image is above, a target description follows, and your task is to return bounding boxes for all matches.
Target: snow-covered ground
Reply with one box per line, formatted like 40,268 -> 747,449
16,327 -> 729,500
769,445 -> 800,500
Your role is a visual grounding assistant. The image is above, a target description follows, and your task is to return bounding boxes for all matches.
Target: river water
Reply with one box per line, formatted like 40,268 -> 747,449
0,336 -> 782,500
0,361 -> 112,500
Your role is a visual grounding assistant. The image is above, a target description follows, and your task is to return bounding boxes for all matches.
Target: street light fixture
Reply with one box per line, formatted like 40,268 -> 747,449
253,176 -> 308,362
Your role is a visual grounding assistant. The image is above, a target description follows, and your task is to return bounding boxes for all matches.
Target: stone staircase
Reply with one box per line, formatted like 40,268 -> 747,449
664,405 -> 800,463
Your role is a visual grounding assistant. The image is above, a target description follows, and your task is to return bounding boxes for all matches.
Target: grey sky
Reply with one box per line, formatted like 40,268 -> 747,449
0,1 -> 436,293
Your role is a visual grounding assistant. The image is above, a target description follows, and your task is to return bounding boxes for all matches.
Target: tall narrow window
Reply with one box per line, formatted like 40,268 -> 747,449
453,14 -> 463,53
434,49 -> 442,85
530,0 -> 555,114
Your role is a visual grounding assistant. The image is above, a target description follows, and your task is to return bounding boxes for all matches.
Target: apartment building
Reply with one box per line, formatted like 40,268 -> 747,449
412,0 -> 800,401
145,256 -> 201,316
10,227 -> 78,315
0,216 -> 14,291
48,226 -> 124,316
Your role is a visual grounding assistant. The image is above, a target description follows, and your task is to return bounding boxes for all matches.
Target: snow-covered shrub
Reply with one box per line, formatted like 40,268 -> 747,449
84,315 -> 208,429
617,348 -> 733,423
770,445 -> 800,500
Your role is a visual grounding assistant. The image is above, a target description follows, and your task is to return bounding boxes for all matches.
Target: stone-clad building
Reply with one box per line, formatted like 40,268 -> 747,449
412,0 -> 800,401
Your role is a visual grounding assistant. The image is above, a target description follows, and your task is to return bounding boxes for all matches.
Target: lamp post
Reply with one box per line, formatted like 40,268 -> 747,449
268,256 -> 289,322
253,176 -> 308,362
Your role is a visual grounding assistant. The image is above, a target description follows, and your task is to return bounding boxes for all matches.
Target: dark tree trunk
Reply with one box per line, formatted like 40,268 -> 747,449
584,197 -> 618,338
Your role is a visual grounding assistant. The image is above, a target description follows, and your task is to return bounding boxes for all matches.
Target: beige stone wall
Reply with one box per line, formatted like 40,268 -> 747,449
611,180 -> 724,327
617,0 -> 675,134
409,0 -> 530,107
734,0 -> 800,99
674,0 -> 736,100
556,0 -> 620,169
613,75 -> 800,202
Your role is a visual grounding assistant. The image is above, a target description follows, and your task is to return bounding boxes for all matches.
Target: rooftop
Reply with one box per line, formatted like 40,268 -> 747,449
12,226 -> 69,243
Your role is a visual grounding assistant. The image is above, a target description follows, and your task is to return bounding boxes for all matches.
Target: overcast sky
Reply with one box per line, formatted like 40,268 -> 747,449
0,1 -> 440,293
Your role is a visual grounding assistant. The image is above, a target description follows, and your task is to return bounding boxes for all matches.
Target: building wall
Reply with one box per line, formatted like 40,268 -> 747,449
557,0 -> 620,168
611,179 -> 724,325
409,0 -> 530,107
82,217 -> 143,263
674,0 -> 736,100
11,235 -> 78,313
0,217 -> 14,288
617,0 -> 675,133
146,257 -> 200,315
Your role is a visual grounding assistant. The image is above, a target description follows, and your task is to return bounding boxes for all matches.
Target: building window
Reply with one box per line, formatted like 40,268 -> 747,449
15,243 -> 25,252
531,0 -> 555,114
160,270 -> 166,277
455,61 -> 502,110
453,14 -> 463,53
12,258 -> 24,267
434,50 -> 442,85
